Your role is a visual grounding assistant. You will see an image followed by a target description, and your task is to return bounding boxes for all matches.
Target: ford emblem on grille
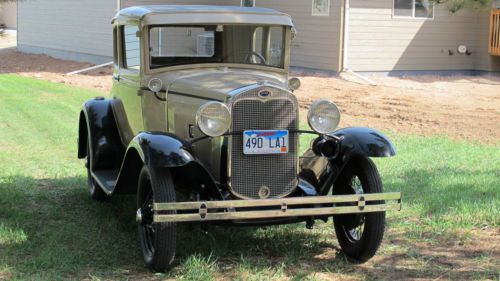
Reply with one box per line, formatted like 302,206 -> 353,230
258,90 -> 271,98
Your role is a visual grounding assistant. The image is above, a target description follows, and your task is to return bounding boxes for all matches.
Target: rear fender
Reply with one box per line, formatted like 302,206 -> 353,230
77,98 -> 125,170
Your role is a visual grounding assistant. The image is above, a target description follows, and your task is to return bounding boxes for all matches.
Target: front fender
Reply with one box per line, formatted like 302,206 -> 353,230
331,127 -> 396,161
128,132 -> 195,167
114,132 -> 222,199
300,127 -> 395,195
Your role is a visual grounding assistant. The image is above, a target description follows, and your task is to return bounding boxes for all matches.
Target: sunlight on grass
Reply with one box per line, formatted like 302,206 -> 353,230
0,224 -> 28,245
0,74 -> 498,280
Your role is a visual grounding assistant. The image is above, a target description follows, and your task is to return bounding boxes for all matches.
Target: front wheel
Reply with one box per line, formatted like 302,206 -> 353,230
136,165 -> 177,272
333,157 -> 385,263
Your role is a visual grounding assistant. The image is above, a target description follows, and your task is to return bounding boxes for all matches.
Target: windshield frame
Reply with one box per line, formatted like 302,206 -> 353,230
144,24 -> 291,74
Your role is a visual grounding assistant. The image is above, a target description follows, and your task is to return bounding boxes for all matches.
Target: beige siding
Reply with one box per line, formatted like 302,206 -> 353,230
126,0 -> 343,71
0,2 -> 17,29
474,10 -> 500,71
256,0 -> 342,71
17,0 -> 116,61
347,0 -> 480,71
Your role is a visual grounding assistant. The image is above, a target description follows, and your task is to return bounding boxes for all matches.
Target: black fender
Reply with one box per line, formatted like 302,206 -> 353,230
114,132 -> 223,200
77,98 -> 125,171
299,127 -> 395,195
331,127 -> 396,161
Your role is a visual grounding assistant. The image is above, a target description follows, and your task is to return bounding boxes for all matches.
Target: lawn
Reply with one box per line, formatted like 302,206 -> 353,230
0,74 -> 498,280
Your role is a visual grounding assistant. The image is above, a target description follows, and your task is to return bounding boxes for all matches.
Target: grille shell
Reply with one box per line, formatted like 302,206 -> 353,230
229,86 -> 299,199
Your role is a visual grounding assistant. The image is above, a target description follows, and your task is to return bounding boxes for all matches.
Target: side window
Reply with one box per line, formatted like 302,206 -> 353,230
122,25 -> 140,70
393,0 -> 433,19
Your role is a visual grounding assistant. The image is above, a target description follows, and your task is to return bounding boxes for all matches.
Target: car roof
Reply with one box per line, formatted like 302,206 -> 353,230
112,5 -> 294,27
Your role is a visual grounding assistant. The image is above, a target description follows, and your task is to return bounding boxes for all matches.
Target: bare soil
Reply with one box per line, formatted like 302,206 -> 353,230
294,70 -> 500,145
1,48 -> 499,144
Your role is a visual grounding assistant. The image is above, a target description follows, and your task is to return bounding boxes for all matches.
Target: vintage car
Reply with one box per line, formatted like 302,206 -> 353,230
77,5 -> 401,271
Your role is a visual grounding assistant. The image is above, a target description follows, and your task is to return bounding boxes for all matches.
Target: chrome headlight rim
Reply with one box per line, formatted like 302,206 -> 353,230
148,78 -> 163,93
195,101 -> 231,137
307,99 -> 341,134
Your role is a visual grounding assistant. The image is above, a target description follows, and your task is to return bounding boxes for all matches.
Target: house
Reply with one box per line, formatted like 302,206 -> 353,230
0,1 -> 17,29
13,0 -> 500,73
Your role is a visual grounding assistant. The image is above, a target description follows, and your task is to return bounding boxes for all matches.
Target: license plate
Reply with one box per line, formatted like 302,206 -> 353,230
243,130 -> 289,155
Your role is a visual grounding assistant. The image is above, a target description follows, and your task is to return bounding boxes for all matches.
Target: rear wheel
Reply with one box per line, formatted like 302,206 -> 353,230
137,165 -> 177,272
333,157 -> 385,263
85,139 -> 108,201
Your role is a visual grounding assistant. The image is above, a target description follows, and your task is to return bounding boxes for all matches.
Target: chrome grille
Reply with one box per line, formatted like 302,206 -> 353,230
229,86 -> 298,199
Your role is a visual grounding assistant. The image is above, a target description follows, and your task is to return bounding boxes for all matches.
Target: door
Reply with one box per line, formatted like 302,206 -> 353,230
112,24 -> 144,135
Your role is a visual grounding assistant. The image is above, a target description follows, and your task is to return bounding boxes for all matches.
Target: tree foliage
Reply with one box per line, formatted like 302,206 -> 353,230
433,0 -> 493,13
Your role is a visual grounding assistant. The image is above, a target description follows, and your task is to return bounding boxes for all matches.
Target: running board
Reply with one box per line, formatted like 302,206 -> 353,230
153,192 -> 401,223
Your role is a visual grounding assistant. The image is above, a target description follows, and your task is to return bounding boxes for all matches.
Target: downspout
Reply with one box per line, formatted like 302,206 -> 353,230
342,0 -> 349,71
340,0 -> 376,86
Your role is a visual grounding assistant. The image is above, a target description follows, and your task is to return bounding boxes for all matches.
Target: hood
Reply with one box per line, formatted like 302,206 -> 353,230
160,69 -> 288,101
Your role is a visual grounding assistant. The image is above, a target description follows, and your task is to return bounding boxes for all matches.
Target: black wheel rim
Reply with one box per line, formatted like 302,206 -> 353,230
343,175 -> 366,243
139,174 -> 156,257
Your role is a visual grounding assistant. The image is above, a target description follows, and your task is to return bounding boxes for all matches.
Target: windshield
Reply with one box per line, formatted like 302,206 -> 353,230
149,25 -> 286,69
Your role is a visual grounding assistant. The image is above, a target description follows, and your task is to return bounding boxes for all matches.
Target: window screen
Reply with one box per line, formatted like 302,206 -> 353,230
123,25 -> 140,69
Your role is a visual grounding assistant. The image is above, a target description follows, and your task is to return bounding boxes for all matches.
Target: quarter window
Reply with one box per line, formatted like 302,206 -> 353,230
393,0 -> 433,19
122,25 -> 140,70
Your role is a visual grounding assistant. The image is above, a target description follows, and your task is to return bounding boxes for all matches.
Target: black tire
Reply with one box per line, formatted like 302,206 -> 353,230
137,165 -> 177,272
333,157 -> 385,263
86,139 -> 108,201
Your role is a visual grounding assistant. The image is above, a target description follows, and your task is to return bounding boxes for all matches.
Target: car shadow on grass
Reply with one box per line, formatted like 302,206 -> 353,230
0,175 -> 347,280
0,174 -> 498,280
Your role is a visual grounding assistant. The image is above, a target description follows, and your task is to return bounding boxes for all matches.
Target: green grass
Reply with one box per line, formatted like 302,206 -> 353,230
0,74 -> 498,280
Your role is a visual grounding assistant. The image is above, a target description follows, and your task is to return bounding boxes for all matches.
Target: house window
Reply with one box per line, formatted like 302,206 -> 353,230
394,0 -> 434,19
122,25 -> 140,70
241,0 -> 255,7
312,0 -> 330,16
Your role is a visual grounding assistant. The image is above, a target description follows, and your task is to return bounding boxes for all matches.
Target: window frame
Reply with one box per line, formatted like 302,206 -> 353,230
145,24 -> 290,74
392,0 -> 435,20
312,0 -> 330,17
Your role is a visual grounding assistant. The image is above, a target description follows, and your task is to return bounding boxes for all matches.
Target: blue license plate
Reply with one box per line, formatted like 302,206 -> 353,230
243,130 -> 289,155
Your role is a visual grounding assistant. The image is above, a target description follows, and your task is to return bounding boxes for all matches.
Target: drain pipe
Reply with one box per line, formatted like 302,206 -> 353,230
342,0 -> 350,72
341,0 -> 376,86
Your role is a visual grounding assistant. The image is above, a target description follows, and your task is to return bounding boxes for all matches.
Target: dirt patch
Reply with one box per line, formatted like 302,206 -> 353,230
0,49 -> 112,92
293,72 -> 500,145
1,48 -> 499,144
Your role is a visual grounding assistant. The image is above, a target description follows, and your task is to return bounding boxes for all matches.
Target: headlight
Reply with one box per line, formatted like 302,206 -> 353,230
307,100 -> 341,134
196,102 -> 231,137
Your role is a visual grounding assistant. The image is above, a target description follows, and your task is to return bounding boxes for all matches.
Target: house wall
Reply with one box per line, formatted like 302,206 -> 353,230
347,0 -> 482,72
0,1 -> 17,29
17,0 -> 117,63
125,0 -> 343,71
